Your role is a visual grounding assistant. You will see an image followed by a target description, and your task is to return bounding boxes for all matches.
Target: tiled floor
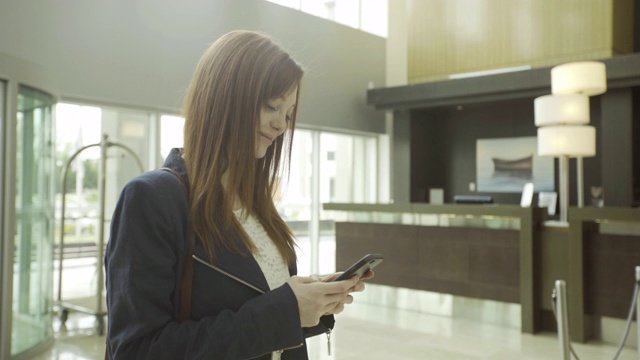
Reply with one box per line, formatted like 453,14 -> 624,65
29,299 -> 637,360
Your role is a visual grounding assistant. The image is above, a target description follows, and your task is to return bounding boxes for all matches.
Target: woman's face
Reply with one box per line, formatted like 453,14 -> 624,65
256,86 -> 297,158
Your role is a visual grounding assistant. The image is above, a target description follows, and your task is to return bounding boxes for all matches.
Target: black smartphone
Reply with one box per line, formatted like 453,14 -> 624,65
333,254 -> 383,281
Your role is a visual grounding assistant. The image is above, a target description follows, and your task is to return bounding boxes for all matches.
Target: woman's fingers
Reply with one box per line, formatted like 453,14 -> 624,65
361,270 -> 375,280
317,276 -> 360,293
322,295 -> 353,315
288,276 -> 363,327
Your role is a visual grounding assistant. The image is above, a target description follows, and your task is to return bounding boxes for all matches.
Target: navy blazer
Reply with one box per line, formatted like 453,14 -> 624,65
105,149 -> 333,359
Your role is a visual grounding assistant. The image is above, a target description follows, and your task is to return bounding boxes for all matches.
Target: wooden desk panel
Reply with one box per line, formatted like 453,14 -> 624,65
335,222 -> 419,289
585,232 -> 640,319
335,222 -> 520,303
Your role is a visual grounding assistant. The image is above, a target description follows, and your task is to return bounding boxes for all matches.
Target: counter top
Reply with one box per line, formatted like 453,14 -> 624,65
323,202 -> 543,218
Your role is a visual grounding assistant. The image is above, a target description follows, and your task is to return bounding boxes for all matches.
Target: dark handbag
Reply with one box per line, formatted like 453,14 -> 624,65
105,167 -> 194,359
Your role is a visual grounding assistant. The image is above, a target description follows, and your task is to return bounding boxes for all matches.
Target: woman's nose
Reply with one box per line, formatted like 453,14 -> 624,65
271,113 -> 287,132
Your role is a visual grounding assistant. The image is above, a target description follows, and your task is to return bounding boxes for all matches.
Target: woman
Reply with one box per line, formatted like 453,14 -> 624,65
105,30 -> 372,359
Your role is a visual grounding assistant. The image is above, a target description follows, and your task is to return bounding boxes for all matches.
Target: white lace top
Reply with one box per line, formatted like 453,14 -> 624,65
234,209 -> 290,360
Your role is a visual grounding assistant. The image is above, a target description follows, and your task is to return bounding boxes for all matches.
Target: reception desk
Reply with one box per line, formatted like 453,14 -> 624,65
324,203 -> 640,342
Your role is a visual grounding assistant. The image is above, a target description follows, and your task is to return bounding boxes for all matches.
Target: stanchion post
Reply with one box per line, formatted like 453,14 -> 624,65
636,266 -> 640,360
556,280 -> 571,360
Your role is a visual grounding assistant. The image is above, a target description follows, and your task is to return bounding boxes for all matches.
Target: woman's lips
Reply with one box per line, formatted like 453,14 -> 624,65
260,132 -> 274,143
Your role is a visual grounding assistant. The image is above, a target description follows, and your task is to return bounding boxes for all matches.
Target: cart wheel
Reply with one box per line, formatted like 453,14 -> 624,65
60,309 -> 69,325
96,316 -> 105,336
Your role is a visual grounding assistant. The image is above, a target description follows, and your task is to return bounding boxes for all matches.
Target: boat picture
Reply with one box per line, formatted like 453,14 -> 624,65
477,137 -> 554,193
492,154 -> 533,172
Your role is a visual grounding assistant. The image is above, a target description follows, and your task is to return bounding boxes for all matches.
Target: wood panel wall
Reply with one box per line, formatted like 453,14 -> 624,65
407,0 -> 634,83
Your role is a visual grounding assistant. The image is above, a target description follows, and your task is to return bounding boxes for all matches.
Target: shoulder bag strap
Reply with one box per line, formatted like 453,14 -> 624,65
178,228 -> 195,321
159,167 -> 194,321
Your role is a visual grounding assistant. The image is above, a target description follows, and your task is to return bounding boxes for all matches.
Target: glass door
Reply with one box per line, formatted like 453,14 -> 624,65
11,85 -> 56,356
0,79 -> 7,356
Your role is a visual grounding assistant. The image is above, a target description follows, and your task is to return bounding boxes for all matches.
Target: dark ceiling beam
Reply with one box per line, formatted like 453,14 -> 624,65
368,53 -> 640,111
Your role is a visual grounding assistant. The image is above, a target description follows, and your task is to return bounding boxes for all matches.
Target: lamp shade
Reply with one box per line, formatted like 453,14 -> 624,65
534,94 -> 590,126
537,125 -> 596,157
551,61 -> 606,96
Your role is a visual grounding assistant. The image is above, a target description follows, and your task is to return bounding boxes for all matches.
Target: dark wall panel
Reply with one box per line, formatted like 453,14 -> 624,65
633,87 -> 640,206
410,109 -> 448,202
410,96 -> 606,207
601,88 -> 634,206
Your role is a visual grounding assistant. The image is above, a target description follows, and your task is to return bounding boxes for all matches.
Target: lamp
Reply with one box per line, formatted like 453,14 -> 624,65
534,94 -> 590,126
551,61 -> 607,96
537,126 -> 596,222
534,61 -> 605,223
537,126 -> 596,157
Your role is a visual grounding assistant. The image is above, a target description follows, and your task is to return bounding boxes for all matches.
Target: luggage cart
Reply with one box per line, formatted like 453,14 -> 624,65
56,134 -> 144,335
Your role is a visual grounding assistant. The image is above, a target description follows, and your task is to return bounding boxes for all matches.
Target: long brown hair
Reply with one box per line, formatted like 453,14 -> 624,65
182,30 -> 302,266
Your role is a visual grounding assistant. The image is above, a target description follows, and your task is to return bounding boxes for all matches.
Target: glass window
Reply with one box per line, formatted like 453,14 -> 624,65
54,103 -> 103,261
53,101 -> 380,301
332,0 -> 360,29
278,129 -> 314,274
54,105 -> 183,254
56,104 -> 103,158
267,0 -> 387,37
277,128 -> 378,276
104,107 -> 150,193
12,86 -> 56,355
160,115 -> 185,160
317,132 -> 377,275
301,0 -> 333,20
266,0 -> 301,10
0,80 -> 5,355
360,0 -> 388,37
53,103 -> 149,322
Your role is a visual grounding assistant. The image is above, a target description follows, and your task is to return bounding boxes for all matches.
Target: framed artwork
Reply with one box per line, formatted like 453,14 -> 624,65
476,136 -> 554,193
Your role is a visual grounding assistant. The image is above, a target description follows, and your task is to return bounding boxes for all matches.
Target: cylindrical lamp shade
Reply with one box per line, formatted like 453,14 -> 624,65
551,61 -> 606,96
537,125 -> 596,157
534,94 -> 590,126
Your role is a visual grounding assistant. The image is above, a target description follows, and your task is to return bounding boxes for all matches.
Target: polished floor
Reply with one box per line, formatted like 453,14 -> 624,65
29,298 -> 636,360
24,246 -> 638,360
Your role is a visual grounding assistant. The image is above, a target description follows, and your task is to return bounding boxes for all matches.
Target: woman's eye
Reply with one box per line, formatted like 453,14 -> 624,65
285,114 -> 293,122
266,104 -> 279,112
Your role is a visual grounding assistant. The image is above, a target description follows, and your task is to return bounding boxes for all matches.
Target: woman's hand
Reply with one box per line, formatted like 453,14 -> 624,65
320,270 -> 375,294
320,270 -> 374,315
288,270 -> 376,324
287,275 -> 360,327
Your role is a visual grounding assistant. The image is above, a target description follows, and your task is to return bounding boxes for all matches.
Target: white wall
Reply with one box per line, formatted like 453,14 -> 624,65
0,0 -> 385,134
